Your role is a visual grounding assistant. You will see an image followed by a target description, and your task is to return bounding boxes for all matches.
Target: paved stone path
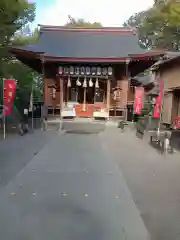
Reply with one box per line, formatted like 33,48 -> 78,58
0,130 -> 56,188
0,129 -> 149,240
102,127 -> 180,240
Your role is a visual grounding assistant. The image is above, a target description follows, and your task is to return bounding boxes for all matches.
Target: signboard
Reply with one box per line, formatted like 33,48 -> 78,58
153,80 -> 164,119
134,87 -> 144,115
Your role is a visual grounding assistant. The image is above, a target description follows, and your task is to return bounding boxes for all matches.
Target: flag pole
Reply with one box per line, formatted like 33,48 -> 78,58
157,78 -> 165,138
2,78 -> 6,139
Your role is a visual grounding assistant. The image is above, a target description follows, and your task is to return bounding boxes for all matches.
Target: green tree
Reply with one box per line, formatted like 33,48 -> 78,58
0,0 -> 35,76
0,27 -> 42,113
65,15 -> 102,28
124,0 -> 180,50
8,29 -> 42,104
13,27 -> 39,46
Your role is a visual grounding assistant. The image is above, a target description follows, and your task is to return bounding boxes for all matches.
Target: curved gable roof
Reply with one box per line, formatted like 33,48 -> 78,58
14,25 -> 146,59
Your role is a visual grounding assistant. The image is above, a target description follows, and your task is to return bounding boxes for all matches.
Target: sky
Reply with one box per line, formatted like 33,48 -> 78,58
33,0 -> 154,27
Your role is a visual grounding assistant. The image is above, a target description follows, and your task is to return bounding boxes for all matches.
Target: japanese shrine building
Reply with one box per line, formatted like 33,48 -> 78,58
10,25 -> 164,119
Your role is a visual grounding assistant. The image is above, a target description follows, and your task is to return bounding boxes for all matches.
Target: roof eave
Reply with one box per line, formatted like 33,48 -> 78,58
9,47 -> 44,59
9,48 -> 130,63
129,51 -> 165,60
44,56 -> 128,63
10,47 -> 165,63
151,55 -> 180,71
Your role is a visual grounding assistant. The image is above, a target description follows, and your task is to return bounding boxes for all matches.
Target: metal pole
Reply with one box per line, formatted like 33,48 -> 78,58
31,80 -> 34,130
2,78 -> 5,139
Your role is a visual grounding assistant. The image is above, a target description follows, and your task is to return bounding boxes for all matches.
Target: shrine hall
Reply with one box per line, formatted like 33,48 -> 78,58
10,25 -> 164,119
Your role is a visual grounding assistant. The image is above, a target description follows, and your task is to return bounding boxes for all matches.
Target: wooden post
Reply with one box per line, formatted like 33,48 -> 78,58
59,77 -> 63,130
66,85 -> 69,107
107,78 -> 111,119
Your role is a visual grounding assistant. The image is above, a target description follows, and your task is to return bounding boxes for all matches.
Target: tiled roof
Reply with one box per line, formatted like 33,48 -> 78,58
131,72 -> 154,86
15,26 -> 146,59
150,51 -> 180,70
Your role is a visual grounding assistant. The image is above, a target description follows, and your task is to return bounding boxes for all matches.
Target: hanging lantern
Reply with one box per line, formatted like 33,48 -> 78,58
70,66 -> 74,75
97,67 -> 101,76
89,78 -> 93,87
67,76 -> 71,87
80,67 -> 85,75
95,78 -> 99,88
85,66 -> 91,75
102,67 -> 107,76
75,67 -> 80,75
76,77 -> 81,86
108,66 -> 113,76
91,67 -> 96,76
58,66 -> 63,75
50,87 -> 56,99
83,77 -> 87,88
64,67 -> 69,75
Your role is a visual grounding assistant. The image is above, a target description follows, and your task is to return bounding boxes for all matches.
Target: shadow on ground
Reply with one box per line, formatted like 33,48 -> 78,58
62,120 -> 106,134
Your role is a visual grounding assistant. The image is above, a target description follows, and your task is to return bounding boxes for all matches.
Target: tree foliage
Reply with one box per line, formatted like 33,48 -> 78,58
0,0 -> 35,75
0,1 -> 42,110
124,0 -> 180,50
65,15 -> 103,28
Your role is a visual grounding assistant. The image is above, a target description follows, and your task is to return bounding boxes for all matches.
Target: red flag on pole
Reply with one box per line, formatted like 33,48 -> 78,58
134,87 -> 144,115
3,79 -> 17,116
153,80 -> 164,119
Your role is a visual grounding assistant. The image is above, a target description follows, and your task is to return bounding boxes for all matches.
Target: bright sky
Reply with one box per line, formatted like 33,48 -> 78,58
34,0 -> 154,27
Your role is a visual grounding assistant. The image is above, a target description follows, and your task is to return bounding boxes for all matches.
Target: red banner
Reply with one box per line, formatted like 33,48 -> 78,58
134,87 -> 144,115
3,79 -> 17,116
153,80 -> 164,118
